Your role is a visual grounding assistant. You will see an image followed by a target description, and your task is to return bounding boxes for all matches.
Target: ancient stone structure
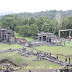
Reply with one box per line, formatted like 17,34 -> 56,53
38,32 -> 58,43
0,26 -> 15,43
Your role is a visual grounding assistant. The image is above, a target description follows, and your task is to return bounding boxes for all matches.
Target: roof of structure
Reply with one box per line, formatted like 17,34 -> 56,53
38,32 -> 54,35
59,29 -> 72,32
0,29 -> 6,31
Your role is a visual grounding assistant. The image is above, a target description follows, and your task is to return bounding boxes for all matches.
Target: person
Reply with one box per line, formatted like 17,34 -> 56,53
69,36 -> 71,41
65,57 -> 67,62
57,54 -> 58,59
50,53 -> 51,56
67,36 -> 71,43
64,41 -> 65,46
69,58 -> 70,64
29,70 -> 31,72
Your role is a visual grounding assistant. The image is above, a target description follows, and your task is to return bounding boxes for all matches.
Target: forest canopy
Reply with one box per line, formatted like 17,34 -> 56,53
0,10 -> 72,37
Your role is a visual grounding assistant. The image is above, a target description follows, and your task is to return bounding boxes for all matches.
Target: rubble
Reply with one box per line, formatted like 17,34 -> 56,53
0,59 -> 19,72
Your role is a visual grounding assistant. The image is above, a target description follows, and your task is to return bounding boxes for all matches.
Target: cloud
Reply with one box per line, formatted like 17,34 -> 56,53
0,0 -> 72,13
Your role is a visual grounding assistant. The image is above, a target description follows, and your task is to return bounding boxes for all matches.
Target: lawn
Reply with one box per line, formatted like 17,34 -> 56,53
14,32 -> 35,41
0,44 -> 23,50
0,44 -> 60,72
35,41 -> 72,63
0,41 -> 72,72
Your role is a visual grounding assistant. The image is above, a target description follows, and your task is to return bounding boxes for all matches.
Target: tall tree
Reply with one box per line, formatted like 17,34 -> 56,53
61,16 -> 72,29
28,17 -> 35,25
19,25 -> 30,36
41,22 -> 54,33
29,24 -> 39,36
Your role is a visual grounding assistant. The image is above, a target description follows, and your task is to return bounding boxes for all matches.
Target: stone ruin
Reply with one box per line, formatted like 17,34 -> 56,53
0,26 -> 60,46
0,46 -> 72,71
38,32 -> 58,43
25,32 -> 60,47
0,26 -> 15,43
0,59 -> 19,72
18,47 -> 35,57
0,26 -> 27,45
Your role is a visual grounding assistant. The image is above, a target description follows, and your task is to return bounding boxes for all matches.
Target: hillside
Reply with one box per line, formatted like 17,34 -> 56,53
16,10 -> 72,19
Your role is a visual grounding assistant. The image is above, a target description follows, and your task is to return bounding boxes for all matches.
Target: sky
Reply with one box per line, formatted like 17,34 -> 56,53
0,0 -> 72,13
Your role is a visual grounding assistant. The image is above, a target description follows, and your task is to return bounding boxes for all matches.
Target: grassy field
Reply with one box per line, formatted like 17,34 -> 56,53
0,37 -> 72,71
0,44 -> 60,72
35,41 -> 72,63
0,44 -> 23,50
14,32 -> 35,41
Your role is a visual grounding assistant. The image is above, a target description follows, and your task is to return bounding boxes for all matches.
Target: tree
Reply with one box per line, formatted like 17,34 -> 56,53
41,22 -> 54,32
15,26 -> 22,33
28,17 -> 35,25
19,25 -> 30,36
61,16 -> 72,37
52,19 -> 59,35
29,24 -> 39,36
62,16 -> 72,29
1,17 -> 17,30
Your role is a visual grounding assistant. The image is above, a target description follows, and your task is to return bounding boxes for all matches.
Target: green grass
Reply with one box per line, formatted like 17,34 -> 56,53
0,44 -> 60,72
35,41 -> 72,63
1,40 -> 72,71
14,32 -> 35,41
35,41 -> 72,55
0,44 -> 23,50
1,41 -> 72,72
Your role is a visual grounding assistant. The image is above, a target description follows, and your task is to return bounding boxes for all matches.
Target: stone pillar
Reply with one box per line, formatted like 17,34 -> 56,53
40,55 -> 42,60
23,47 -> 26,52
37,51 -> 40,60
31,50 -> 33,55
41,36 -> 43,41
6,34 -> 9,42
1,32 -> 4,40
44,52 -> 46,56
46,37 -> 48,42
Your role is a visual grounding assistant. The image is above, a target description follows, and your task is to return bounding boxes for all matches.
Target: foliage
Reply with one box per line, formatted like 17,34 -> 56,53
41,22 -> 54,32
35,41 -> 72,64
18,25 -> 30,36
1,13 -> 72,37
16,10 -> 72,19
0,15 -> 60,37
28,17 -> 35,25
62,16 -> 72,29
53,19 -> 59,35
0,44 -> 59,69
1,17 -> 17,30
61,16 -> 72,37
29,24 -> 39,36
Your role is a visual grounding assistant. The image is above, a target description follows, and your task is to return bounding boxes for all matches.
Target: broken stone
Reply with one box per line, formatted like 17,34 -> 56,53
22,47 -> 26,52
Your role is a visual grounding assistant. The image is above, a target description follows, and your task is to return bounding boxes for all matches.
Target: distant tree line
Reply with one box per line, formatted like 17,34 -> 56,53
0,14 -> 72,37
16,10 -> 72,19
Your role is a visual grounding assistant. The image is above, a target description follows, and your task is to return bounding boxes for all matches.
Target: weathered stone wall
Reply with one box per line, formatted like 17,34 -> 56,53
0,27 -> 15,43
